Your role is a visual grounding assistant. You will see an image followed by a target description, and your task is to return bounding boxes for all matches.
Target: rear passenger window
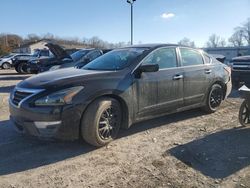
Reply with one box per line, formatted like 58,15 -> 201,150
180,48 -> 204,66
142,48 -> 177,69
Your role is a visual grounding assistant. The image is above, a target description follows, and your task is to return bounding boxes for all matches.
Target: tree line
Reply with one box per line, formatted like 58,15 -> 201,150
0,33 -> 130,56
178,17 -> 250,48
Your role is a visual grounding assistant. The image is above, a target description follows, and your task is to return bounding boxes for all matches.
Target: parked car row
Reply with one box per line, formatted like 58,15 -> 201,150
2,43 -> 111,74
26,43 -> 111,74
0,53 -> 31,69
9,44 -> 232,147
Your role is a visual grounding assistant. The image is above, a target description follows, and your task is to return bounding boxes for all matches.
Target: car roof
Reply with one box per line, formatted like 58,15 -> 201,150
123,43 -> 195,49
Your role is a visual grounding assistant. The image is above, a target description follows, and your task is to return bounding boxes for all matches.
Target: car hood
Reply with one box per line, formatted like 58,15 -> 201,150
232,55 -> 250,62
17,68 -> 114,89
45,43 -> 72,60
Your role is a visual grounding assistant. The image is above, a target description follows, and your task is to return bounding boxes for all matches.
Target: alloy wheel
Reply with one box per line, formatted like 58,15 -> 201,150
209,88 -> 223,110
98,107 -> 119,140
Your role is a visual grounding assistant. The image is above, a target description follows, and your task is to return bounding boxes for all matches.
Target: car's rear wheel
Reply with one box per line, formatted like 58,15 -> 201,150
2,62 -> 11,69
81,97 -> 122,147
203,84 -> 224,113
239,100 -> 250,126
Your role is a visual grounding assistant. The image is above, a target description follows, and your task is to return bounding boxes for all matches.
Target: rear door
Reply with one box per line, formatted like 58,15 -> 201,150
179,47 -> 214,106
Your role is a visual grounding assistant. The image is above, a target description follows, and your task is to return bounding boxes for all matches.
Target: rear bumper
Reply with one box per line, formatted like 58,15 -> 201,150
225,79 -> 232,98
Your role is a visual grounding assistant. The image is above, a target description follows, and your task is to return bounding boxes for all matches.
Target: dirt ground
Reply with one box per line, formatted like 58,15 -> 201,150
0,69 -> 250,188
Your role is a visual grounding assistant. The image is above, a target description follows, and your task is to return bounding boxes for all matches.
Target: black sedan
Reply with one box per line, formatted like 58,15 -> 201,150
9,44 -> 232,146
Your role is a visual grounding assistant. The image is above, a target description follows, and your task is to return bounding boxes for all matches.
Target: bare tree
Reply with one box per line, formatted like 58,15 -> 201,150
206,34 -> 226,48
242,18 -> 250,45
178,37 -> 196,47
228,27 -> 245,47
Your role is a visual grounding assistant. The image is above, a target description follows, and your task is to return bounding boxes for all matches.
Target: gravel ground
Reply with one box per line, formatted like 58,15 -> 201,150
0,69 -> 250,188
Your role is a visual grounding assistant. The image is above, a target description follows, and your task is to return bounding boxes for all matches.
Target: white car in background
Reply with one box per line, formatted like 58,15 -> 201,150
0,53 -> 29,69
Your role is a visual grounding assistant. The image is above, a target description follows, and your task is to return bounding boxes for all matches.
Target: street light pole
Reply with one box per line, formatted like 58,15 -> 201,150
127,0 -> 136,45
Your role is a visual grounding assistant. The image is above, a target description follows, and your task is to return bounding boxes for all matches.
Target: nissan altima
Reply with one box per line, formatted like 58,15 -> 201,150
9,44 -> 232,146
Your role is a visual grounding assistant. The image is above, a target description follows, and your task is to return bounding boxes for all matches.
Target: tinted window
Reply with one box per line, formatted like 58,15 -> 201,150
180,48 -> 204,66
71,50 -> 90,62
142,48 -> 177,69
88,51 -> 102,61
83,48 -> 148,71
40,50 -> 49,57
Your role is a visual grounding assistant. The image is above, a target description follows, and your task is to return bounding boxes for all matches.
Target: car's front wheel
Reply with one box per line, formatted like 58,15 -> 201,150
203,84 -> 224,113
81,97 -> 122,147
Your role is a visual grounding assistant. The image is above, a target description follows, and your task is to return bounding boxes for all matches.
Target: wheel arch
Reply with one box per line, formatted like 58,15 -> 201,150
78,92 -> 130,138
212,80 -> 227,99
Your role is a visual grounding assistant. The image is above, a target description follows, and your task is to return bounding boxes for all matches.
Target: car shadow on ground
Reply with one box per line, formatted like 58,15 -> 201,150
0,76 -> 30,81
168,127 -> 250,179
0,120 -> 96,176
0,109 -> 207,176
0,85 -> 15,93
118,109 -> 207,138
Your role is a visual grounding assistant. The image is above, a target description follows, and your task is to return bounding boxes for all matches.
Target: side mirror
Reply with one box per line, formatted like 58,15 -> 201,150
139,64 -> 159,72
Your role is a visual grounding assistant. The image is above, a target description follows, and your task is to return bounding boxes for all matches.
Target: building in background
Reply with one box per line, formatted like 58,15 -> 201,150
13,39 -> 87,54
13,40 -> 48,54
204,46 -> 250,64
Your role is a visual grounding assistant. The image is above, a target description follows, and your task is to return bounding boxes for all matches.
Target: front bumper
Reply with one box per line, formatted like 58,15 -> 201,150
9,99 -> 84,140
232,71 -> 250,83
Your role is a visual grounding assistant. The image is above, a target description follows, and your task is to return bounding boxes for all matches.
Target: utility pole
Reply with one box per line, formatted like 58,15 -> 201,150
126,0 -> 136,45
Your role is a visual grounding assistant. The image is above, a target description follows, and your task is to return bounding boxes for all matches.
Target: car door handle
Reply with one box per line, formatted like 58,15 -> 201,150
205,69 -> 212,74
173,74 -> 183,80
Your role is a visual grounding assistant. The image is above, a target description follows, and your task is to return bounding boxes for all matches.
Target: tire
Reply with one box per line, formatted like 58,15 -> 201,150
14,66 -> 19,73
203,84 -> 224,113
2,62 -> 11,69
81,97 -> 122,147
17,62 -> 28,74
239,100 -> 250,126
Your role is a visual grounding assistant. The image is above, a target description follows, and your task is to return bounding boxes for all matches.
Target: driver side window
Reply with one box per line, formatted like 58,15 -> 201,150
142,48 -> 177,69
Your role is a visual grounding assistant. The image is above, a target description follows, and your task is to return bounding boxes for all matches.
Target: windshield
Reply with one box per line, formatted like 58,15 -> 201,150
71,50 -> 90,62
83,48 -> 148,71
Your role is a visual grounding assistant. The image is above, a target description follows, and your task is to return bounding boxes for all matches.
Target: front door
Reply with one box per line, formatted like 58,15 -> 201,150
135,47 -> 183,118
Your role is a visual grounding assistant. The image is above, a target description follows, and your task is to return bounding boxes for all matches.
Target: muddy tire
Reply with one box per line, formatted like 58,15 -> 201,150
203,84 -> 223,113
81,97 -> 122,147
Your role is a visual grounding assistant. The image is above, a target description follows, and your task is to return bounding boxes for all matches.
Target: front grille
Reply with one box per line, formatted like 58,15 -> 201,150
12,90 -> 33,106
232,62 -> 250,71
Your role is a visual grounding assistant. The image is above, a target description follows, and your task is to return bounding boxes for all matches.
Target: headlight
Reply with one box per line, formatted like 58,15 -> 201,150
49,65 -> 60,71
35,86 -> 84,106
